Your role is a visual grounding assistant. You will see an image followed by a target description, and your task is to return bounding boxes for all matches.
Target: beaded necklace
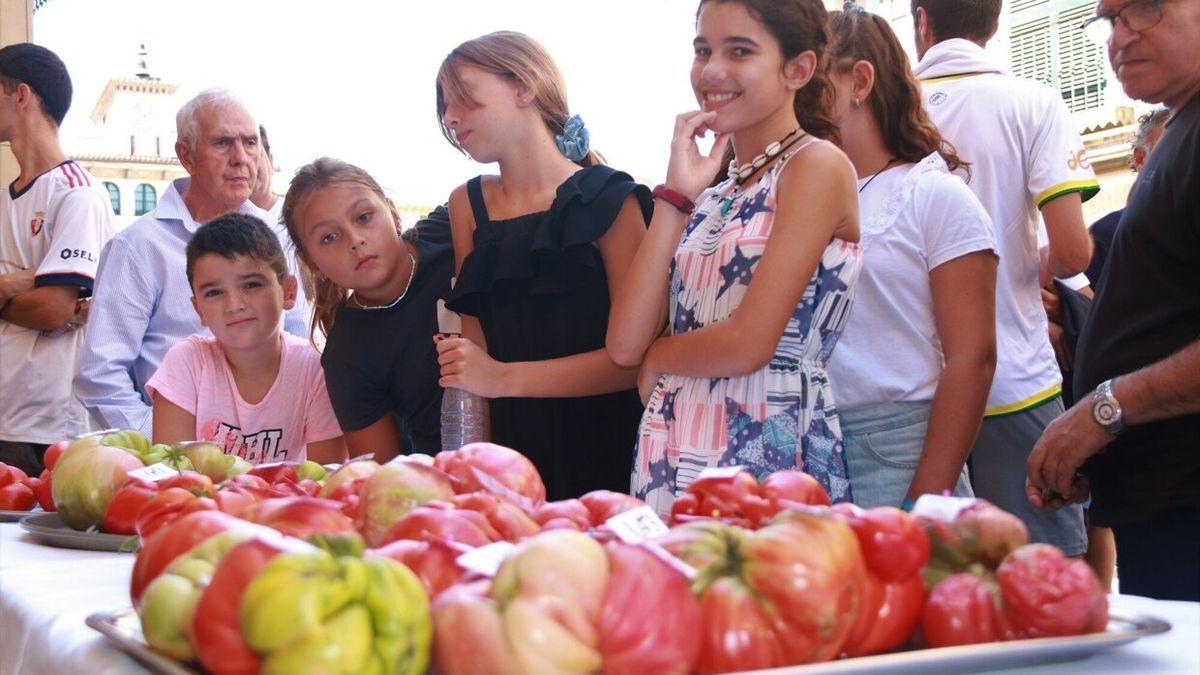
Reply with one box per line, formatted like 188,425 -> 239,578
349,249 -> 417,311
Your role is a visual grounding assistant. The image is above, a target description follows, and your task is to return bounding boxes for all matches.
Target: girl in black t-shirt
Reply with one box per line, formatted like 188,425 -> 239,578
281,157 -> 453,461
434,31 -> 652,500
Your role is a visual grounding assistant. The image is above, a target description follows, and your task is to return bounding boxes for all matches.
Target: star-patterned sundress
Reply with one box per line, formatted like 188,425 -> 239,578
632,138 -> 862,515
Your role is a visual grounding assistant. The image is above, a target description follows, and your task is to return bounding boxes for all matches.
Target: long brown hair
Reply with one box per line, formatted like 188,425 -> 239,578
436,31 -> 603,167
829,4 -> 968,175
698,0 -> 840,145
281,157 -> 412,343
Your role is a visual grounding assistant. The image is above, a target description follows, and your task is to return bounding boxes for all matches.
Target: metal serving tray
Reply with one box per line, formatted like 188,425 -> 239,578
87,609 -> 197,675
19,511 -> 134,552
0,505 -> 41,522
737,612 -> 1171,674
87,607 -> 1169,675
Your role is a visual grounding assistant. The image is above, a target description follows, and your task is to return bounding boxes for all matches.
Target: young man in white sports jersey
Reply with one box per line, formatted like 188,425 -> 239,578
0,44 -> 116,474
909,0 -> 1096,555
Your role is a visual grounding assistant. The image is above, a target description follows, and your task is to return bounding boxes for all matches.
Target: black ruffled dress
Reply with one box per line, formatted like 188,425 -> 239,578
445,166 -> 653,500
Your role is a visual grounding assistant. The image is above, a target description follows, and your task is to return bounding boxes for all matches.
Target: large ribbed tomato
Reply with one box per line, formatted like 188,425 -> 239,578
379,502 -> 501,548
369,538 -> 472,597
532,491 -> 647,532
134,488 -> 218,540
596,542 -> 701,674
241,496 -> 357,539
922,571 -> 1014,647
431,531 -> 701,675
130,510 -> 262,605
434,443 -> 546,506
671,470 -> 830,529
191,535 -> 315,675
996,544 -> 1108,638
659,506 -> 865,672
102,476 -> 159,535
916,498 -> 1028,579
356,458 -> 455,546
833,504 -> 929,657
450,492 -> 540,541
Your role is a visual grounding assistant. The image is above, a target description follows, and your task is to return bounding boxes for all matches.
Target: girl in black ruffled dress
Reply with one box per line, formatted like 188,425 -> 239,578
434,31 -> 653,500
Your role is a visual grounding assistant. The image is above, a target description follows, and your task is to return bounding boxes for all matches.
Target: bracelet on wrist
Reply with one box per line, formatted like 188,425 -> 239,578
653,185 -> 696,216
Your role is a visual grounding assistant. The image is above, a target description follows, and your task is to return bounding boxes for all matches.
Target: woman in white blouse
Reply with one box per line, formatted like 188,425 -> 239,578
826,5 -> 999,509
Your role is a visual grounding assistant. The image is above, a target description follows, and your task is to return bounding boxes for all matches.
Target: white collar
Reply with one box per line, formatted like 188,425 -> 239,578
914,38 -> 1005,81
154,177 -> 266,233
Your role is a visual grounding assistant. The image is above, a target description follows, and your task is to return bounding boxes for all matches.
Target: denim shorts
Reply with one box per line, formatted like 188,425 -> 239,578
840,401 -> 973,509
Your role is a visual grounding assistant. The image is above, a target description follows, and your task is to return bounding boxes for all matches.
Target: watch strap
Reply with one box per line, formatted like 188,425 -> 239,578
1092,378 -> 1126,436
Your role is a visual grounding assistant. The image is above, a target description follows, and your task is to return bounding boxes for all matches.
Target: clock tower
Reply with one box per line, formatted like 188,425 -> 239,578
65,45 -> 189,228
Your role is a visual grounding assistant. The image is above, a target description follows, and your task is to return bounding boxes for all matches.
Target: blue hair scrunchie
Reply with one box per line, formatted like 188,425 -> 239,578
555,114 -> 590,162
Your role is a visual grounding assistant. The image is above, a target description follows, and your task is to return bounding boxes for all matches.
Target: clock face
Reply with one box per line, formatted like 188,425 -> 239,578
132,102 -> 155,132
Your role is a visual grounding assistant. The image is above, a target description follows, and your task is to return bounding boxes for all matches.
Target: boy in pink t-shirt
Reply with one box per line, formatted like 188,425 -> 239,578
146,213 -> 345,464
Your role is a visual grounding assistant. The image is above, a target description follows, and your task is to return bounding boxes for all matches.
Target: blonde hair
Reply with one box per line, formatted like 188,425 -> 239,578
281,157 -> 409,342
435,30 -> 603,167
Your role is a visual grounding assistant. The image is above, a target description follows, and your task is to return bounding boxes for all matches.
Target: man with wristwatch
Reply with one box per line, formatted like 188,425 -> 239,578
1026,0 -> 1200,602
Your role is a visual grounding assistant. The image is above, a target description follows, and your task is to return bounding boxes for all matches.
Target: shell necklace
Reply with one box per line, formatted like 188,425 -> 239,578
720,128 -> 808,217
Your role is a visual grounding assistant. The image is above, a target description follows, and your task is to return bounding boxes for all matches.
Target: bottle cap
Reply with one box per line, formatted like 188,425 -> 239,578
437,277 -> 461,335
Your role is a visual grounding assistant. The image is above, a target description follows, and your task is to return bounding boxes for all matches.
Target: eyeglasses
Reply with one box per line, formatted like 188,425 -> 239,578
1081,0 -> 1165,45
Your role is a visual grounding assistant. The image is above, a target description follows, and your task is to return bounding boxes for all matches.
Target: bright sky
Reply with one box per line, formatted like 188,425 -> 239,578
34,0 -> 702,207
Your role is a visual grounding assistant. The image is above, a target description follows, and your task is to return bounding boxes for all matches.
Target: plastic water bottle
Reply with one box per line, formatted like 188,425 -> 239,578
440,386 -> 484,452
437,279 -> 483,451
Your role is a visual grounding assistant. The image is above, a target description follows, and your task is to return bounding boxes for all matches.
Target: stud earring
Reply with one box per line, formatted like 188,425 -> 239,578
853,98 -> 861,109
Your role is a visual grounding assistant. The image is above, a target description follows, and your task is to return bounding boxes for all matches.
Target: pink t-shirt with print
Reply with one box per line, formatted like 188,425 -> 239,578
146,333 -> 341,463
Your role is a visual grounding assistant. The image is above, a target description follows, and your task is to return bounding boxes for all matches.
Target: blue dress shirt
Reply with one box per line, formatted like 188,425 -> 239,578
74,178 -> 310,435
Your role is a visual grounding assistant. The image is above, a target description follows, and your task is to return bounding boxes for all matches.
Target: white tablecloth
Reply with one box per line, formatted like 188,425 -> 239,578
1,523 -> 143,674
2,522 -> 1198,674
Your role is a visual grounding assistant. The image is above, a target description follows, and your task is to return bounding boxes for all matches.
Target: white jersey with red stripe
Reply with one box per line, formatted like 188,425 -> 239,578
0,160 -> 116,444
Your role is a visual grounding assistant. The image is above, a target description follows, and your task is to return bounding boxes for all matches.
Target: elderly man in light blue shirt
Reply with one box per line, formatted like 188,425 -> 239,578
75,89 -> 308,435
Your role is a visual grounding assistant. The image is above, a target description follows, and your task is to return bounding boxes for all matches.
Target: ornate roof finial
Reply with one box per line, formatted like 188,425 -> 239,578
135,43 -> 151,80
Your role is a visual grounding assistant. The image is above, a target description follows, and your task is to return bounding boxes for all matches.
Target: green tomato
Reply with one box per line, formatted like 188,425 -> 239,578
227,455 -> 253,478
241,552 -> 431,675
297,460 -> 327,482
182,442 -> 231,482
102,430 -> 151,456
140,447 -> 166,465
140,573 -> 202,661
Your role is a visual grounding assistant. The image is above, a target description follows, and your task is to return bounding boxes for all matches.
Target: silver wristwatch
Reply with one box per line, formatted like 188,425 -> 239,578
1092,378 -> 1125,436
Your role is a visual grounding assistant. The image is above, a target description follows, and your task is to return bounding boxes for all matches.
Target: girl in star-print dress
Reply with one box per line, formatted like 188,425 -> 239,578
610,0 -> 863,517
632,140 -> 861,514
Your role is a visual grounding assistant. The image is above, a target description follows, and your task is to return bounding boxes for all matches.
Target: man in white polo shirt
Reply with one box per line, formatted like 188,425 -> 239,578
0,44 -> 115,473
911,0 -> 1097,555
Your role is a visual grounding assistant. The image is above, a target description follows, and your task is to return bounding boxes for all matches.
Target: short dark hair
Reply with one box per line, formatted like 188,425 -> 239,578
258,124 -> 272,159
911,0 -> 1002,44
0,43 -> 73,126
186,212 -> 288,289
